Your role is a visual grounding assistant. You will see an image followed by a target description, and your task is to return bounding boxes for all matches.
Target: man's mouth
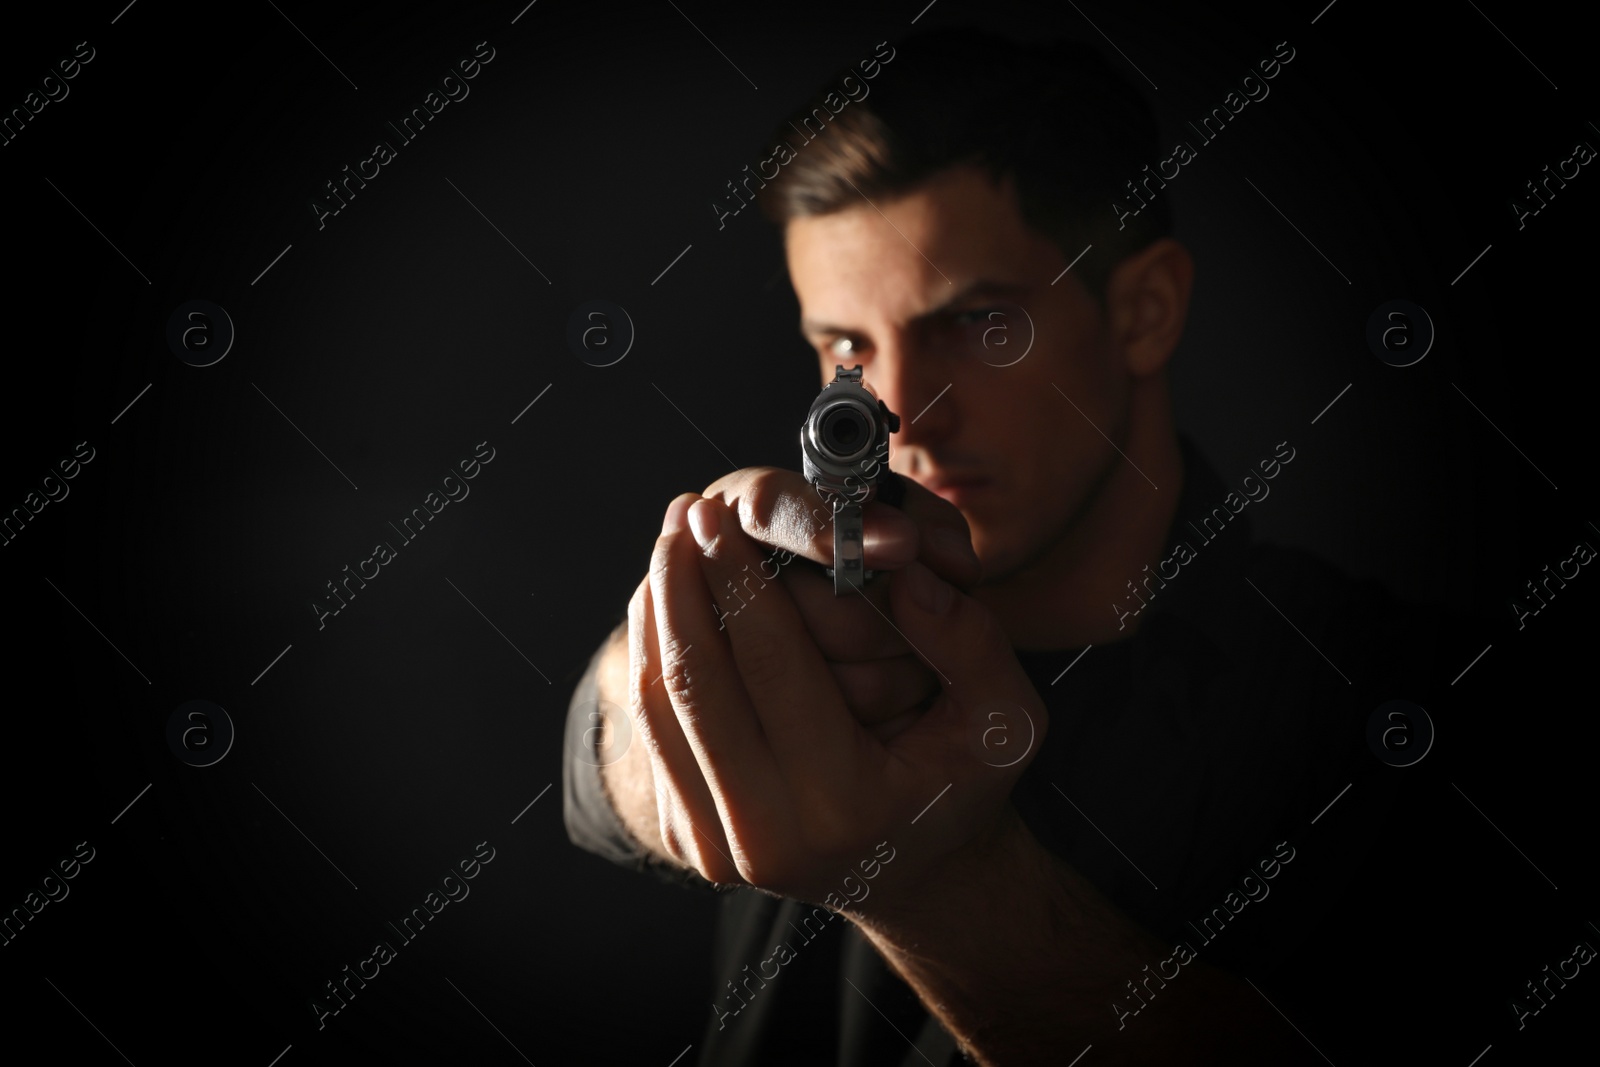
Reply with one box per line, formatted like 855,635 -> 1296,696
921,472 -> 990,507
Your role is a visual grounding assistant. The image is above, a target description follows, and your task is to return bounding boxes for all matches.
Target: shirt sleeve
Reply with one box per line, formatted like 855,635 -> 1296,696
560,629 -> 723,894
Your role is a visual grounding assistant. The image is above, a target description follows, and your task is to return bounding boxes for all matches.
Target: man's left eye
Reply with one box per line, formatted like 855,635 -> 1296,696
952,308 -> 1002,326
830,337 -> 857,357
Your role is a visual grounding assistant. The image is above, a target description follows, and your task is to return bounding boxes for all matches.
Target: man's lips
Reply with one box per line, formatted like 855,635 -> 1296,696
920,472 -> 990,505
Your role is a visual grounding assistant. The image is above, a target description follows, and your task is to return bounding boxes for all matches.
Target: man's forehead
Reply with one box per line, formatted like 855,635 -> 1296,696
786,168 -> 1038,325
798,278 -> 1033,337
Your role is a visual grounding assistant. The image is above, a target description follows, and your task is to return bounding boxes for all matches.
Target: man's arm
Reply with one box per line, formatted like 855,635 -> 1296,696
637,493 -> 1324,1063
847,806 -> 1319,1066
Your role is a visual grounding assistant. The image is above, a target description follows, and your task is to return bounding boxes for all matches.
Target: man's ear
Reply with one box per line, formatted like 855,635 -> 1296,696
1104,238 -> 1194,377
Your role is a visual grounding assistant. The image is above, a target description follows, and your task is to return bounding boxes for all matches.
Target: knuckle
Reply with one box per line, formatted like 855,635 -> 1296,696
659,645 -> 704,710
703,466 -> 756,499
735,468 -> 822,561
739,471 -> 784,533
657,657 -> 728,764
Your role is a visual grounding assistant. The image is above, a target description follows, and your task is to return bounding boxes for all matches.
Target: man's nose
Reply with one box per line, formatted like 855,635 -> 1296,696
867,339 -> 952,453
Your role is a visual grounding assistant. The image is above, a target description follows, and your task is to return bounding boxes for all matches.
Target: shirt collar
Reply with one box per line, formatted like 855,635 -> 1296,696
1137,433 -> 1254,629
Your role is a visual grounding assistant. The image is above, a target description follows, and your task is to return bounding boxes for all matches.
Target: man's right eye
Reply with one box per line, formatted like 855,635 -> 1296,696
819,335 -> 870,364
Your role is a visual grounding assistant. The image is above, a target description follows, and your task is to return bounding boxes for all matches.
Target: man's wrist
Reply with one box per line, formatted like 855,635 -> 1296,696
849,802 -> 1041,933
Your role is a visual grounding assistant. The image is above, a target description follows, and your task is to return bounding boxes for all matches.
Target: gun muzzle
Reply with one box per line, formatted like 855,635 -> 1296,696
801,365 -> 904,594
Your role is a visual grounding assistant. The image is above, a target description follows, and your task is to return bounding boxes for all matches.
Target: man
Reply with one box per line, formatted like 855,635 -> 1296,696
564,27 -> 1443,1065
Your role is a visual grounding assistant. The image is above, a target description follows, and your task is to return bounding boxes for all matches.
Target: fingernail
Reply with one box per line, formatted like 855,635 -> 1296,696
688,498 -> 720,550
930,527 -> 979,569
864,509 -> 918,565
904,560 -> 953,614
662,494 -> 695,535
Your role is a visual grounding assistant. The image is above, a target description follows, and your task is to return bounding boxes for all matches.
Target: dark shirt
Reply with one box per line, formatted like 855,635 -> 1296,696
562,436 -> 1449,1065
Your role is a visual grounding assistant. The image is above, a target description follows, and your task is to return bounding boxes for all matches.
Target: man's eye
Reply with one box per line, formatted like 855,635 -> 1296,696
952,308 -> 1002,326
829,336 -> 861,358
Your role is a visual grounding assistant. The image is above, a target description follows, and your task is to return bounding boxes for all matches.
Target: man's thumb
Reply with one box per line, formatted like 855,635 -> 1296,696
890,560 -> 1041,713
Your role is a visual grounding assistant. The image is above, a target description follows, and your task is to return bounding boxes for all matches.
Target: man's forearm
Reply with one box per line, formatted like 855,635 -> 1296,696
847,806 -> 1314,1066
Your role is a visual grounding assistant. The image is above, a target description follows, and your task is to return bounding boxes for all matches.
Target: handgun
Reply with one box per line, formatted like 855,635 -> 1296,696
800,365 -> 905,595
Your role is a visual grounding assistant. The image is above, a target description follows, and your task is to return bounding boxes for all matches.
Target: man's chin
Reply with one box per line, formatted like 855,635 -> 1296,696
966,525 -> 1012,586
967,515 -> 1058,589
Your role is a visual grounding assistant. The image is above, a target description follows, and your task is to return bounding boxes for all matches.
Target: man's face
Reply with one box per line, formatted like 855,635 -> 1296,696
787,164 -> 1134,582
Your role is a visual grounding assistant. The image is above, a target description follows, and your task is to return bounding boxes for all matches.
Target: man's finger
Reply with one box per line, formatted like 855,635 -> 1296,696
685,496 -> 870,801
633,507 -> 741,881
703,466 -> 982,592
783,562 -> 908,662
828,655 -> 938,725
892,475 -> 982,591
886,560 -> 1049,768
651,495 -> 784,850
702,466 -> 917,570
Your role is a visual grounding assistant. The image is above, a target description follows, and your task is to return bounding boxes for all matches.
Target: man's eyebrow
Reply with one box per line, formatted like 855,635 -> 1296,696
798,279 -> 1031,337
799,315 -> 843,337
917,279 -> 1031,318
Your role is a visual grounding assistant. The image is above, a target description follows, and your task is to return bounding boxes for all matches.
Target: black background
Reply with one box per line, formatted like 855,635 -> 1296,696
1,0 -> 1596,1063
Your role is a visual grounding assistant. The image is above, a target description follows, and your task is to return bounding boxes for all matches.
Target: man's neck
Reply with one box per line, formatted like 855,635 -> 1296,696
975,385 -> 1185,652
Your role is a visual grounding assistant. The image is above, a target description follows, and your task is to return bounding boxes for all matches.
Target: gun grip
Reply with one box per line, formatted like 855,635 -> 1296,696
830,503 -> 869,595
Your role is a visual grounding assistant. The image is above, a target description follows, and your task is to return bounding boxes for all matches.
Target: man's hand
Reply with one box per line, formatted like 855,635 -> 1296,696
631,492 -> 1046,912
600,468 -> 981,872
697,466 -> 980,739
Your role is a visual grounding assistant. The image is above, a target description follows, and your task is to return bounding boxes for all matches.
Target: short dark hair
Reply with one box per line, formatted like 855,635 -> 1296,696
755,27 -> 1171,303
